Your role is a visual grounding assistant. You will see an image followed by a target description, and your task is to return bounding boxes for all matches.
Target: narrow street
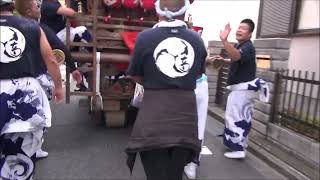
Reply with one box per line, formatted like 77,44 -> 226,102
34,97 -> 286,180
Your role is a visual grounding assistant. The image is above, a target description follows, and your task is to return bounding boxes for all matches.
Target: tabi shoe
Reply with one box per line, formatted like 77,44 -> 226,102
224,151 -> 246,159
36,149 -> 49,158
184,162 -> 197,179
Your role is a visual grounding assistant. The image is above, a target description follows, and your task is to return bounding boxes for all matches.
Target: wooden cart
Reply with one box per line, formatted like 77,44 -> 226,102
64,0 -> 158,127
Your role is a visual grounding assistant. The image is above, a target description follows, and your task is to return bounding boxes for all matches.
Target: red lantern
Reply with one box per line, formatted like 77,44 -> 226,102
122,0 -> 139,9
140,0 -> 155,10
103,0 -> 122,23
122,0 -> 140,20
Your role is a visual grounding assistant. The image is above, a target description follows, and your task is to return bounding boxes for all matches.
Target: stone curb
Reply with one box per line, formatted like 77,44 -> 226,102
207,106 -> 311,180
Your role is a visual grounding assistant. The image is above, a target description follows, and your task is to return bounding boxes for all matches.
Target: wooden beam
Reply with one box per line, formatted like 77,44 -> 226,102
71,52 -> 131,63
97,23 -> 148,31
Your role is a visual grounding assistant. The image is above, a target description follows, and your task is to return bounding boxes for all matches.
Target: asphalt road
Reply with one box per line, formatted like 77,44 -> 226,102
34,97 -> 286,180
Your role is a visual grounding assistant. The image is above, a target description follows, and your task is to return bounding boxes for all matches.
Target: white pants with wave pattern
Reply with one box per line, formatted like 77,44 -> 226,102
223,90 -> 256,151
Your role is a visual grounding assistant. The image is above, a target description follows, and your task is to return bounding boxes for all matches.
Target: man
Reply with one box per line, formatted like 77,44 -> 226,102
125,0 -> 206,179
0,0 -> 63,178
41,0 -> 92,90
214,19 -> 256,159
183,26 -> 210,180
184,74 -> 209,180
40,0 -> 92,45
15,0 -> 82,93
15,0 -> 82,158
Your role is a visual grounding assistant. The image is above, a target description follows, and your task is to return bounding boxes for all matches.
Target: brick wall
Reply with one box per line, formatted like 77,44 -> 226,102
252,38 -> 291,136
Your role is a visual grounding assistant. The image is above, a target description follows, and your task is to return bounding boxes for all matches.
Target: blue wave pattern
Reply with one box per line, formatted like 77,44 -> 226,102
0,138 -> 35,179
223,120 -> 252,151
0,90 -> 38,130
223,97 -> 253,151
0,78 -> 48,180
36,73 -> 54,101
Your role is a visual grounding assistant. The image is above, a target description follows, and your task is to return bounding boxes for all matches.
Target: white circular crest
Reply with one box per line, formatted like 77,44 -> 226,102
153,37 -> 195,78
0,26 -> 26,63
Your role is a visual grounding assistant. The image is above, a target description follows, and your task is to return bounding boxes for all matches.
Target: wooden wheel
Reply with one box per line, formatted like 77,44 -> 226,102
104,111 -> 126,128
91,96 -> 103,125
91,110 -> 103,125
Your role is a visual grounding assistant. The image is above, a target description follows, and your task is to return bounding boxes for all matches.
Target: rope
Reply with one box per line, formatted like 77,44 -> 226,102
155,0 -> 190,21
37,0 -> 43,23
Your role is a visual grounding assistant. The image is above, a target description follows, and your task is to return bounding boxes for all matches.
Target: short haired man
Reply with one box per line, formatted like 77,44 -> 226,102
40,0 -> 92,45
0,0 -> 63,178
214,19 -> 256,159
15,0 -> 82,93
15,0 -> 83,158
125,0 -> 206,179
41,0 -> 92,90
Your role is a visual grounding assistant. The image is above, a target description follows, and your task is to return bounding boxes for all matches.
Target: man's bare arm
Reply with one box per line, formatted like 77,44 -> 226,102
39,28 -> 63,102
57,6 -> 76,17
221,40 -> 241,61
220,23 -> 241,61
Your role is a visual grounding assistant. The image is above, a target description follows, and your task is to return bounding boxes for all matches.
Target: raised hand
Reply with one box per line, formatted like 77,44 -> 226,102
220,23 -> 231,42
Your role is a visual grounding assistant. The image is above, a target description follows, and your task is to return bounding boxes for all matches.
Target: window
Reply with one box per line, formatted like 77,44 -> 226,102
257,0 -> 320,38
295,0 -> 320,32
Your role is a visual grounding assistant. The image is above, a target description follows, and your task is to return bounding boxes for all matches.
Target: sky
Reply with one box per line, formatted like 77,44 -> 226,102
186,0 -> 261,46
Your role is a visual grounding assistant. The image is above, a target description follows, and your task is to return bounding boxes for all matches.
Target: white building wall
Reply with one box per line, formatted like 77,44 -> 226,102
288,36 -> 320,80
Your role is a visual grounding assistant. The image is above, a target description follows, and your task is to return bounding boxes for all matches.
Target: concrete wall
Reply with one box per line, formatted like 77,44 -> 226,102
250,38 -> 319,179
251,38 -> 291,137
206,41 -> 225,106
267,123 -> 320,165
206,67 -> 218,106
254,38 -> 291,70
